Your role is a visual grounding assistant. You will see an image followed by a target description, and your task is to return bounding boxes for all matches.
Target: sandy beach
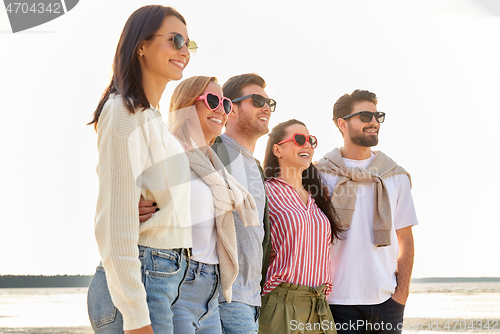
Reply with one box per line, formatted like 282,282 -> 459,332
2,283 -> 499,334
1,318 -> 498,334
403,318 -> 500,333
0,327 -> 92,334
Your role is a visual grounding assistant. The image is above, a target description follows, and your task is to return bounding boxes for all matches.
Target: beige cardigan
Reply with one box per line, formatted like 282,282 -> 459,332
94,94 -> 191,330
186,147 -> 259,303
316,148 -> 410,247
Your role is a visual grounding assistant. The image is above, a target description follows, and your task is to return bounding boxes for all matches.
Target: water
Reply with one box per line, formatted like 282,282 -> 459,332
402,282 -> 500,333
405,282 -> 500,319
0,288 -> 89,328
0,282 -> 499,332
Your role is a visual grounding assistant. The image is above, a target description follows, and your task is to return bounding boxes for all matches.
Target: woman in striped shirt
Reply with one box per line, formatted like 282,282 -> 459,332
259,119 -> 344,334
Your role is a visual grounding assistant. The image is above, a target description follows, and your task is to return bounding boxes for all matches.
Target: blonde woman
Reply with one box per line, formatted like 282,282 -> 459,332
167,76 -> 259,333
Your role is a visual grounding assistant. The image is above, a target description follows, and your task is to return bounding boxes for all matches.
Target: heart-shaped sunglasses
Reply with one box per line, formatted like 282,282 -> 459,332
278,133 -> 318,149
196,92 -> 233,115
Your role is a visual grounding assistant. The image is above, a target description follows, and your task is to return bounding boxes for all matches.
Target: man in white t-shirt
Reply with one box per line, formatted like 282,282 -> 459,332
316,89 -> 418,334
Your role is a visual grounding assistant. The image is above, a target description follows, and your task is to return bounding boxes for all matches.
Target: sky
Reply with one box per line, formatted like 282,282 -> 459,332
0,0 -> 499,278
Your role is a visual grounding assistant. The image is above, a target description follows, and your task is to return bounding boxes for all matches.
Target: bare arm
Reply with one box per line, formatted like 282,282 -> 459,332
391,226 -> 414,305
125,324 -> 154,334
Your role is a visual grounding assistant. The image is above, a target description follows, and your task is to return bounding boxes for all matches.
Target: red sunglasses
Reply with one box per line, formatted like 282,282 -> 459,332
278,133 -> 318,149
195,92 -> 233,115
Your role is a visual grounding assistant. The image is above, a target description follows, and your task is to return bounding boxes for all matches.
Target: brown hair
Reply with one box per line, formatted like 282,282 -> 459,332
263,119 -> 344,243
221,73 -> 266,102
168,76 -> 218,144
88,5 -> 186,131
333,89 -> 378,130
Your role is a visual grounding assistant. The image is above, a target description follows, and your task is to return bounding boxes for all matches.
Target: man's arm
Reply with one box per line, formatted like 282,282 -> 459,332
391,226 -> 414,305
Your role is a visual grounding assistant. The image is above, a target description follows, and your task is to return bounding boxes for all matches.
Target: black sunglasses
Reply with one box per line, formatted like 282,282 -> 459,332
342,111 -> 385,123
152,33 -> 198,56
231,94 -> 276,112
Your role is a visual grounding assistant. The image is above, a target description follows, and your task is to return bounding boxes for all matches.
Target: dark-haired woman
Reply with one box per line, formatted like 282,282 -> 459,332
258,120 -> 343,334
86,5 -> 197,334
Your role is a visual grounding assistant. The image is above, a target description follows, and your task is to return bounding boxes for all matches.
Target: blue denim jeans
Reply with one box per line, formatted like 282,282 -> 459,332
219,301 -> 259,334
329,297 -> 405,334
87,246 -> 189,333
172,259 -> 221,333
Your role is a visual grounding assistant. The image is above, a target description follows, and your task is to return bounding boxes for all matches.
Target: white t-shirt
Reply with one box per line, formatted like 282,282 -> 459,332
189,169 -> 218,264
321,152 -> 418,305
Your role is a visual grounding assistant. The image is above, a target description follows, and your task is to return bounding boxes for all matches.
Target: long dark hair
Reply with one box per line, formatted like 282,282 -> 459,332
88,5 -> 186,131
263,119 -> 344,242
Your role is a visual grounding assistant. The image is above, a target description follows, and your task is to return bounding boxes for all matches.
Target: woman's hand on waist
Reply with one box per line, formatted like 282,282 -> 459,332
139,196 -> 159,223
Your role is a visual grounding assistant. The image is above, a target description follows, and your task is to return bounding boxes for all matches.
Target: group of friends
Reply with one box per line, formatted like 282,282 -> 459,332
85,5 -> 418,334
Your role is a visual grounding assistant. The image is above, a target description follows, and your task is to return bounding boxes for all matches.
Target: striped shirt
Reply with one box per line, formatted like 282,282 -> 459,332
263,177 -> 333,296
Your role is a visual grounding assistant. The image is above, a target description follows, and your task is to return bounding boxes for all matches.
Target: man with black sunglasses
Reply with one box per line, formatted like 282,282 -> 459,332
210,73 -> 275,334
316,89 -> 418,334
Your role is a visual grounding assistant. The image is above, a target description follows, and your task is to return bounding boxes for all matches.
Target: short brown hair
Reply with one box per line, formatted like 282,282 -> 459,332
333,89 -> 378,128
222,73 -> 266,102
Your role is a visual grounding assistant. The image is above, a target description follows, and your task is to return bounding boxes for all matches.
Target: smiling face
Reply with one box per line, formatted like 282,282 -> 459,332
194,82 -> 228,145
232,84 -> 272,141
273,124 -> 314,173
342,101 -> 380,147
138,15 -> 190,84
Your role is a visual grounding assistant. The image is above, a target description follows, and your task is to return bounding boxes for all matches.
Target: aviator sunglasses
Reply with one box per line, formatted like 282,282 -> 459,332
152,33 -> 198,56
342,111 -> 385,123
196,92 -> 233,115
278,133 -> 318,149
232,94 -> 276,112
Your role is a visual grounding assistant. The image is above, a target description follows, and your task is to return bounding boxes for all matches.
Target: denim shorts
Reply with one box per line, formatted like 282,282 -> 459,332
87,246 -> 189,333
172,259 -> 221,334
219,301 -> 260,334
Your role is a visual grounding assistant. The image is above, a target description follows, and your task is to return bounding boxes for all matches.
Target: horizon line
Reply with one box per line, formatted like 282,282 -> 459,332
1,274 -> 500,279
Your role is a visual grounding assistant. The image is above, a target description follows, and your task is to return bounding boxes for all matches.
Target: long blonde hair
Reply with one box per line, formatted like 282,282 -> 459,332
168,76 -> 218,144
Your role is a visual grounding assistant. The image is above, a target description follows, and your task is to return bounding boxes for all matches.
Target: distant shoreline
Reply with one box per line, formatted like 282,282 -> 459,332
0,275 -> 92,289
1,275 -> 499,289
412,277 -> 500,283
1,319 -> 499,333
